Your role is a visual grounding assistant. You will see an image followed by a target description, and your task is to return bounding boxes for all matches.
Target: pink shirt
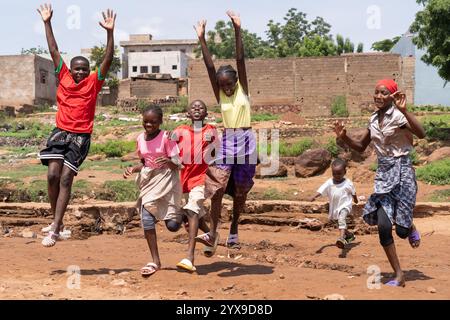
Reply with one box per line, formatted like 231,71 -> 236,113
137,131 -> 179,169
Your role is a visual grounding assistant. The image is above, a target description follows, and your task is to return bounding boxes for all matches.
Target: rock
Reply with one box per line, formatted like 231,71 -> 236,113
25,152 -> 38,158
427,147 -> 450,163
111,279 -> 126,286
255,159 -> 288,178
15,104 -> 34,115
222,284 -> 235,291
87,154 -> 105,161
109,270 -> 116,275
121,152 -> 139,162
176,290 -> 188,296
0,106 -> 16,117
118,272 -> 129,277
324,293 -> 345,300
21,229 -> 36,238
279,274 -> 285,279
427,287 -> 437,294
294,148 -> 331,178
337,129 -> 373,162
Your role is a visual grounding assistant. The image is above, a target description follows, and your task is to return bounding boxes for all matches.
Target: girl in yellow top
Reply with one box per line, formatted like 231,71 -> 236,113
194,11 -> 256,255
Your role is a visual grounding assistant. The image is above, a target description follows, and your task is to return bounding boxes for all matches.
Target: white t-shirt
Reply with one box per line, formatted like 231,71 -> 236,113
317,178 -> 356,220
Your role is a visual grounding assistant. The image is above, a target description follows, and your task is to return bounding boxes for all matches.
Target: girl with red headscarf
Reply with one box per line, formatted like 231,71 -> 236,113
333,79 -> 426,287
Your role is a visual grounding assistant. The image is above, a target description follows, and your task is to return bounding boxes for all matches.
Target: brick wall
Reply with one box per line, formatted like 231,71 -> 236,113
188,53 -> 413,116
130,78 -> 178,99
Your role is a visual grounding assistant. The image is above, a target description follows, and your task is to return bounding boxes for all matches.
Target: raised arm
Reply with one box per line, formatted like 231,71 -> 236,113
334,121 -> 371,153
194,20 -> 220,103
99,9 -> 116,80
391,91 -> 426,139
37,4 -> 61,69
226,10 -> 248,95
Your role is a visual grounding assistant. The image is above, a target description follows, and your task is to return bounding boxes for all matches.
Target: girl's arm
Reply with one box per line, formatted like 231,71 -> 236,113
194,20 -> 220,103
334,121 -> 371,153
227,10 -> 249,95
37,4 -> 61,69
391,91 -> 426,139
123,161 -> 143,179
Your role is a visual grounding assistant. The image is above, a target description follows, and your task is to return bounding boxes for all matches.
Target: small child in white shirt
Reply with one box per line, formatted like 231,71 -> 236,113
311,159 -> 358,248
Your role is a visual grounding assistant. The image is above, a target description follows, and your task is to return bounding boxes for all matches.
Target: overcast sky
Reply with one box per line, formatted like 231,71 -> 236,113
0,0 -> 423,55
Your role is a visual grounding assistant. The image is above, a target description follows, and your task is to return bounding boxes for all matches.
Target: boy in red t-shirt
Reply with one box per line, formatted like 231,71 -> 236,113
171,100 -> 218,271
37,4 -> 116,247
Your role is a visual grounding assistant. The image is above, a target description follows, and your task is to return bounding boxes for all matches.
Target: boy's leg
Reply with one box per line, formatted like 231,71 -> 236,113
52,166 -> 75,236
47,159 -> 64,232
199,217 -> 210,234
185,209 -> 199,264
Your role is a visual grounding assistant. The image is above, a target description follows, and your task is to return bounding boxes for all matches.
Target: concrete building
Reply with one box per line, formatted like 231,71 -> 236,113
0,55 -> 56,106
120,34 -> 197,79
391,31 -> 450,106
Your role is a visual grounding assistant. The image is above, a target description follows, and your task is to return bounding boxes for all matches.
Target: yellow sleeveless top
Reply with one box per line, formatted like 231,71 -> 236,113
219,81 -> 251,128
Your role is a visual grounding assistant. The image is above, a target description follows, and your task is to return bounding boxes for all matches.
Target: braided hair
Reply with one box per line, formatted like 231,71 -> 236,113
216,65 -> 237,81
142,105 -> 163,121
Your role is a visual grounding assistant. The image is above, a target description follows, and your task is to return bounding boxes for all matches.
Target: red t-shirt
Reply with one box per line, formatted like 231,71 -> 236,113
172,124 -> 218,193
55,60 -> 105,134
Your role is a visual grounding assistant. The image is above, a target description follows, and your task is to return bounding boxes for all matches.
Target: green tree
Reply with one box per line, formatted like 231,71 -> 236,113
90,44 -> 121,88
21,46 -> 49,55
410,0 -> 450,81
371,36 -> 401,52
357,43 -> 364,53
89,44 -> 121,78
296,36 -> 337,57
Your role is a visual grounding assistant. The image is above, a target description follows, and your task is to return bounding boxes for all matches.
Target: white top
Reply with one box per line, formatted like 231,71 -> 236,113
368,105 -> 413,157
317,178 -> 356,220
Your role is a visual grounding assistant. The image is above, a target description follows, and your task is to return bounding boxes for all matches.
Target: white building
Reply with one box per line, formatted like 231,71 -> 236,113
120,34 -> 197,79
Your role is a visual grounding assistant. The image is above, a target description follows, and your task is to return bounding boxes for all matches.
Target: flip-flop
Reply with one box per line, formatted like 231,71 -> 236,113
195,232 -> 215,247
176,258 -> 197,272
141,262 -> 159,277
408,228 -> 421,249
385,279 -> 406,287
203,233 -> 220,258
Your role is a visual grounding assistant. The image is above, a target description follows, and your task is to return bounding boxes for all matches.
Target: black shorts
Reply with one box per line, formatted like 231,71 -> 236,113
39,127 -> 91,175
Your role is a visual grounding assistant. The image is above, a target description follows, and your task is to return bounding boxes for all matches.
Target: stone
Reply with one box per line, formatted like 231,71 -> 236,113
336,128 -> 374,162
255,159 -> 288,178
295,149 -> 331,178
324,293 -> 345,300
427,147 -> 450,163
427,287 -> 437,294
111,279 -> 126,286
21,229 -> 36,238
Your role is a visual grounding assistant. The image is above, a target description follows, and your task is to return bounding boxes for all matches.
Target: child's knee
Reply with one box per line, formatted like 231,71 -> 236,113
47,171 -> 60,184
395,226 -> 410,239
165,219 -> 181,232
60,173 -> 74,188
141,206 -> 156,231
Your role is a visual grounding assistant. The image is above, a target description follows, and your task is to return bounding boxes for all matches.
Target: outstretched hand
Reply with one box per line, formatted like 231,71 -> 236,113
37,3 -> 53,23
194,20 -> 207,38
333,120 -> 347,139
99,9 -> 116,31
226,10 -> 241,28
390,91 -> 407,113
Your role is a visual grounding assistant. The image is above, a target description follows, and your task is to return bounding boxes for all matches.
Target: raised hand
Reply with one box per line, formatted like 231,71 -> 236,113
226,10 -> 241,28
37,3 -> 53,23
99,9 -> 116,31
334,120 -> 347,139
194,20 -> 207,38
390,91 -> 407,113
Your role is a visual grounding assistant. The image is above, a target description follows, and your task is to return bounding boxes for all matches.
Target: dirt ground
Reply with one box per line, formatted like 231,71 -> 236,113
1,215 -> 449,300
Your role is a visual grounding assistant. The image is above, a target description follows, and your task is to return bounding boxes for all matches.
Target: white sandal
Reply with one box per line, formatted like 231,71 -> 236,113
41,231 -> 60,247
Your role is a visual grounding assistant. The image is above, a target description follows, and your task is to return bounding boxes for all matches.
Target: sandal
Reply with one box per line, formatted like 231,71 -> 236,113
203,233 -> 220,258
385,279 -> 406,287
141,262 -> 159,277
408,227 -> 421,249
195,232 -> 215,247
176,258 -> 197,272
335,237 -> 347,249
345,232 -> 355,244
226,234 -> 241,249
41,231 -> 60,247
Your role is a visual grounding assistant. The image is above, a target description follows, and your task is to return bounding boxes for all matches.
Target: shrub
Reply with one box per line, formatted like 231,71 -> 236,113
90,140 -> 135,158
99,180 -> 139,202
331,96 -> 349,117
416,159 -> 450,185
